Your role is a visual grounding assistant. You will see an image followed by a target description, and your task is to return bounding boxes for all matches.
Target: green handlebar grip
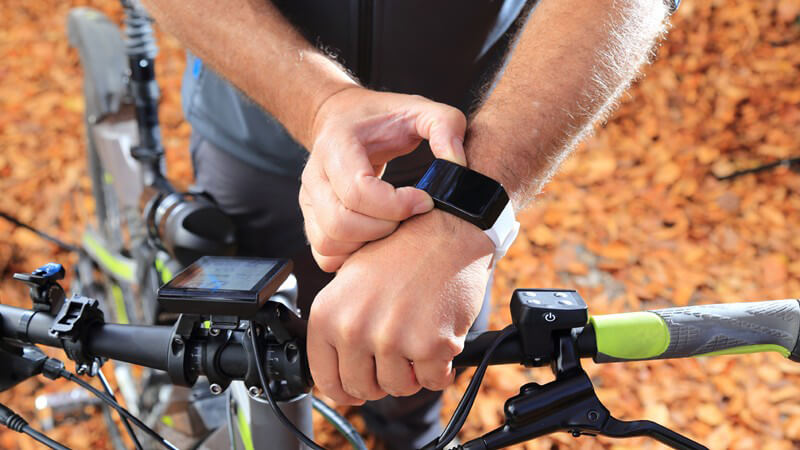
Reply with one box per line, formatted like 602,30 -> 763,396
591,300 -> 800,363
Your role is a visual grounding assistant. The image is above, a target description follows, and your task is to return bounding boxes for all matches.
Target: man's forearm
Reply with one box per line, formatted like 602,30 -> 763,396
141,0 -> 357,149
466,0 -> 669,207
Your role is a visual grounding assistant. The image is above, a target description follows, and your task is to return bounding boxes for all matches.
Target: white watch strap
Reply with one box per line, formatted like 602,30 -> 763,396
483,202 -> 520,267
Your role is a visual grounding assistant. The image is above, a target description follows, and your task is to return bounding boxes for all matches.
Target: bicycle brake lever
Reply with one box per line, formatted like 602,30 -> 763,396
458,336 -> 707,450
459,369 -> 706,450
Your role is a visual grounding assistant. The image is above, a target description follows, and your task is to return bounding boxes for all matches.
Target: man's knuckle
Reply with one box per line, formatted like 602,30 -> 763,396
409,337 -> 461,361
327,206 -> 352,241
341,384 -> 362,400
316,378 -> 340,395
429,379 -> 450,391
411,342 -> 441,361
364,387 -> 386,401
314,235 -> 337,256
341,382 -> 380,401
342,178 -> 363,210
374,335 -> 399,356
317,257 -> 340,273
384,384 -> 419,398
337,321 -> 364,345
417,373 -> 448,391
442,337 -> 464,359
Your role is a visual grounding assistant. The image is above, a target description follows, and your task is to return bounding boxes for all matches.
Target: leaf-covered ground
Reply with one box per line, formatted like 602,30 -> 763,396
1,0 -> 799,449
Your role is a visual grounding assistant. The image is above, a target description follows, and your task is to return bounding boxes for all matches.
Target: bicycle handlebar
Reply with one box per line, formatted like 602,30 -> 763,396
0,304 -> 535,375
591,299 -> 800,363
2,300 -> 799,387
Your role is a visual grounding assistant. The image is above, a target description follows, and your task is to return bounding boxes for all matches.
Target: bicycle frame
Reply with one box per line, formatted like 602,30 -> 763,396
66,5 -> 309,449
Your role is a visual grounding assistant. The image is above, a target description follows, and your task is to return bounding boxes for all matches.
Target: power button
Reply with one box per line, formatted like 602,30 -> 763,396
543,312 -> 557,323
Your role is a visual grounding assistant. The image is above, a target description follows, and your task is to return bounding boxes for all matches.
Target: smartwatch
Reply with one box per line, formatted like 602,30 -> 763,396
415,159 -> 520,265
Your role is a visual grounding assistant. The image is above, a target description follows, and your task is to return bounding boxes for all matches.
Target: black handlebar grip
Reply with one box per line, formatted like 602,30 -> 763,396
591,300 -> 800,363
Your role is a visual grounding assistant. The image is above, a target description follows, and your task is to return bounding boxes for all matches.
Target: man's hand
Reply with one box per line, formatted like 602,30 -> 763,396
307,211 -> 493,404
299,88 -> 468,272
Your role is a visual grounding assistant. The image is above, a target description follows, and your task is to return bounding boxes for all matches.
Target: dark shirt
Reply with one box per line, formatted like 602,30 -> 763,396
182,0 -> 528,183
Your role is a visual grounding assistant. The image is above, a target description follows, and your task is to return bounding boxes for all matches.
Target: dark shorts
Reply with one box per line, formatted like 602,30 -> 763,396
190,134 -> 491,449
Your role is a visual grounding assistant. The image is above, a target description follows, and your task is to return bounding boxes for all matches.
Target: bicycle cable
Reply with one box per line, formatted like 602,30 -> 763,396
0,211 -> 79,253
226,388 -> 238,450
310,396 -> 368,450
426,325 -> 517,450
248,320 -> 326,450
58,367 -> 178,450
97,368 -> 143,450
0,402 -> 70,450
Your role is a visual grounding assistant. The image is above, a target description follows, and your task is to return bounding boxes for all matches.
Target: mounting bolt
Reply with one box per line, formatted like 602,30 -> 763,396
248,386 -> 263,398
209,328 -> 220,336
587,410 -> 600,422
209,383 -> 223,395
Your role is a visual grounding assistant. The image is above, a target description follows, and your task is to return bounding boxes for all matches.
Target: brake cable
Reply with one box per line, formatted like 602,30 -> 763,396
248,320 -> 326,450
0,402 -> 70,450
97,369 -> 143,450
423,326 -> 517,450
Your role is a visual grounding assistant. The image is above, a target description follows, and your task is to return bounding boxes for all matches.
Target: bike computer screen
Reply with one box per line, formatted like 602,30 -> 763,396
157,256 -> 292,317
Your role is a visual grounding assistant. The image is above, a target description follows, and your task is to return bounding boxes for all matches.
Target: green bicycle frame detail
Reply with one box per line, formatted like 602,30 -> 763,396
237,407 -> 255,450
154,258 -> 173,284
110,284 -> 129,325
82,232 -> 136,283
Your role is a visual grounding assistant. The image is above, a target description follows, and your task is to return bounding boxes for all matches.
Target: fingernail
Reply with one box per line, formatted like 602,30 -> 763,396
450,137 -> 467,166
412,195 -> 434,215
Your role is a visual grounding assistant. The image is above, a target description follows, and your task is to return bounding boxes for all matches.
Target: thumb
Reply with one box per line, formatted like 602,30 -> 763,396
414,102 -> 468,166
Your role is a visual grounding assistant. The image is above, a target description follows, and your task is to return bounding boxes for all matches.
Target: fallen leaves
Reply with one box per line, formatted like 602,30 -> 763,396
2,0 -> 800,449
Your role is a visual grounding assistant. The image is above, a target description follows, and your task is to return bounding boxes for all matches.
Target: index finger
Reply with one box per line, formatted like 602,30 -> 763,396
324,147 -> 433,221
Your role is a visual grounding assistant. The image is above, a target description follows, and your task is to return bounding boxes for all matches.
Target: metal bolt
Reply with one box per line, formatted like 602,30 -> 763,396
209,328 -> 220,336
287,343 -> 298,352
209,383 -> 223,395
173,337 -> 184,346
248,386 -> 263,398
587,410 -> 600,422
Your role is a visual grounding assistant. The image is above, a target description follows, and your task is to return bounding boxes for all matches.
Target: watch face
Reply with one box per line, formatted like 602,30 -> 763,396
416,159 -> 508,229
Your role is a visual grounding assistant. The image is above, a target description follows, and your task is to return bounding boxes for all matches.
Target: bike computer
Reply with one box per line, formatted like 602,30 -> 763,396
157,256 -> 292,317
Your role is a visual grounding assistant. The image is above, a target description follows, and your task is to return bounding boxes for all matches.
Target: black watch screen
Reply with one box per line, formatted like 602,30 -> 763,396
415,159 -> 508,230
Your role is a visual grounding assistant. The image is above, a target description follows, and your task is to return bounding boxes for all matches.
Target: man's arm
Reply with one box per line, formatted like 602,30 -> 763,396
468,0 -> 668,206
142,0 -> 470,271
308,0 -> 670,405
141,0 -> 354,148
